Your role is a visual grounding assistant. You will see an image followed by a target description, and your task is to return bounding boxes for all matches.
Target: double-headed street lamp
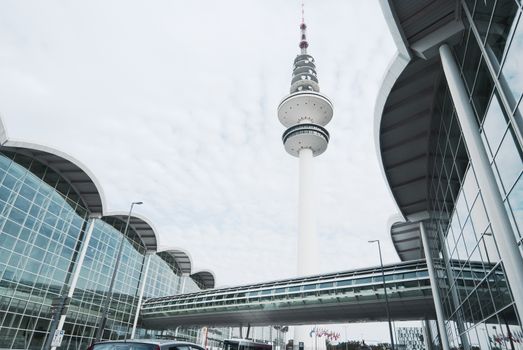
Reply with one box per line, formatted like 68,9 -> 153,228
94,201 -> 143,342
369,239 -> 395,350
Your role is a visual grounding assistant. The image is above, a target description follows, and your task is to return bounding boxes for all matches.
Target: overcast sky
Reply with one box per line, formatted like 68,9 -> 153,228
0,0 -> 412,342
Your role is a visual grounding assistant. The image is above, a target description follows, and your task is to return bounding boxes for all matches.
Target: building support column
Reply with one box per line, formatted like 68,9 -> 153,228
419,222 -> 450,350
47,216 -> 99,350
130,253 -> 152,339
440,43 -> 523,324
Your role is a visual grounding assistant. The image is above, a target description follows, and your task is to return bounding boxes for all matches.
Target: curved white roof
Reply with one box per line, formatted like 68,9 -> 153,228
190,270 -> 216,290
0,116 -> 106,215
104,211 -> 159,253
376,0 -> 465,258
157,247 -> 193,275
390,221 -> 424,261
375,0 -> 465,220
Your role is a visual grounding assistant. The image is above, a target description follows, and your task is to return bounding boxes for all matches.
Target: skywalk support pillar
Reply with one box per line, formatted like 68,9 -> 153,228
440,43 -> 523,324
419,222 -> 450,350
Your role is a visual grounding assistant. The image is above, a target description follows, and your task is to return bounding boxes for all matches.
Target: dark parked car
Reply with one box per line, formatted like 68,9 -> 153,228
87,340 -> 206,350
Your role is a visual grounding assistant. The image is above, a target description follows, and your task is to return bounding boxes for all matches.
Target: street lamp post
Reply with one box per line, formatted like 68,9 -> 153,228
369,240 -> 395,350
94,201 -> 143,343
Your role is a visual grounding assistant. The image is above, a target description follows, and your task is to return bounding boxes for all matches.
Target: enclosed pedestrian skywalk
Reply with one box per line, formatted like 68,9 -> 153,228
141,259 -> 501,329
141,260 -> 436,328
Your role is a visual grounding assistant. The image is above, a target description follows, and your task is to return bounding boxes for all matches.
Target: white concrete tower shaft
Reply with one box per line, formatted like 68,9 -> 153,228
297,147 -> 318,275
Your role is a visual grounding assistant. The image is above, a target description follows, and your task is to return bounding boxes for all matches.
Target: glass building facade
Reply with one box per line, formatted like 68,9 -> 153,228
378,0 -> 523,349
63,217 -> 147,349
0,151 -> 91,349
144,252 -> 183,299
427,1 -> 523,349
134,251 -> 212,345
0,147 -> 217,349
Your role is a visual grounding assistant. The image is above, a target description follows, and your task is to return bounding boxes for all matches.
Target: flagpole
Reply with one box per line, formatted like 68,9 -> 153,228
480,328 -> 492,350
503,318 -> 516,350
315,327 -> 317,350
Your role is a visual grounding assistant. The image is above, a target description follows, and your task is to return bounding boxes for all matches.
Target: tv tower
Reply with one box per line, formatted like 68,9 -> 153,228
277,7 -> 333,277
278,8 -> 333,349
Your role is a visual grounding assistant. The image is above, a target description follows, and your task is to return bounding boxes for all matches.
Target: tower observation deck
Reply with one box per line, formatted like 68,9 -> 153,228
278,23 -> 333,160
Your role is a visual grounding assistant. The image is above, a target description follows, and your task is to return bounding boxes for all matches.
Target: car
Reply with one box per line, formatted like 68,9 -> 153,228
87,339 -> 206,350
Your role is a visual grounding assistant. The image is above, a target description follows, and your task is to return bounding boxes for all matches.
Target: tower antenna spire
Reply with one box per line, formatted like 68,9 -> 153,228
299,2 -> 308,54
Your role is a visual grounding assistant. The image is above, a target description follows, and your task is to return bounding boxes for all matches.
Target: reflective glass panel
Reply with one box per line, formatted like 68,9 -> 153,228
472,0 -> 495,42
494,127 -> 523,194
463,30 -> 482,93
501,10 -> 523,109
485,0 -> 520,64
472,59 -> 495,123
482,92 -> 508,155
507,173 -> 523,239
470,194 -> 490,235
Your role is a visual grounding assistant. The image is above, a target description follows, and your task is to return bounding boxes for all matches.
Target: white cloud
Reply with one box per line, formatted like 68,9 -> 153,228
0,0 -> 402,338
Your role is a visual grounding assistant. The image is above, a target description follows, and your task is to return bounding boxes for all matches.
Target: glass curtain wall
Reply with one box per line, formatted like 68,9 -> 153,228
63,218 -> 147,349
427,0 -> 523,349
134,252 -> 183,340
136,252 -> 218,345
0,151 -> 89,349
145,252 -> 182,298
185,278 -> 205,294
0,151 -> 152,349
